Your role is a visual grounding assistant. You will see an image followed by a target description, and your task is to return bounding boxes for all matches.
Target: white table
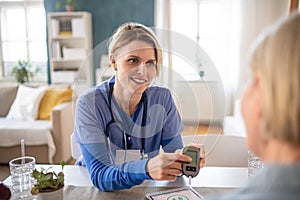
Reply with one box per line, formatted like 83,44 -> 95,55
4,165 -> 248,199
140,166 -> 248,188
4,165 -> 248,188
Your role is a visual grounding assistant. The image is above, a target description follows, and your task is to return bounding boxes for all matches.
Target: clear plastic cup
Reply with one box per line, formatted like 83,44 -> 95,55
9,156 -> 35,199
248,151 -> 263,177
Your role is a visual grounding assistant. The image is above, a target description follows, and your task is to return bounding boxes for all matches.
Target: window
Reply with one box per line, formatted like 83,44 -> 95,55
170,0 -> 240,83
0,0 -> 47,81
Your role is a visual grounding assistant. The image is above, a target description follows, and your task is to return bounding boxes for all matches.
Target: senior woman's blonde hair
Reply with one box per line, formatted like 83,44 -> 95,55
249,12 -> 300,146
108,22 -> 162,76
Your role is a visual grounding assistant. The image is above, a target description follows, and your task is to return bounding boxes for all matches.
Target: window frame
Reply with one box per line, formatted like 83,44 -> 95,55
169,0 -> 226,81
0,0 -> 46,81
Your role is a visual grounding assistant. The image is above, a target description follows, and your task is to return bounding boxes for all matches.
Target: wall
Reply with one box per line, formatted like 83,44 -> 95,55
43,0 -> 154,84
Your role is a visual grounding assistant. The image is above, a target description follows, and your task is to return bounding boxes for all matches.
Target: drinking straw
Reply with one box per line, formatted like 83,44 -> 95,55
21,139 -> 25,164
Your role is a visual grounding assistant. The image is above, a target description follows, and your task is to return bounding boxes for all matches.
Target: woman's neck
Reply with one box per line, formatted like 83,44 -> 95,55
262,138 -> 300,164
112,83 -> 142,116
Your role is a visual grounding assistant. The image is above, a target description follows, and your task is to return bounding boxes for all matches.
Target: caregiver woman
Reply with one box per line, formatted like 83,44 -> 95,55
73,22 -> 205,191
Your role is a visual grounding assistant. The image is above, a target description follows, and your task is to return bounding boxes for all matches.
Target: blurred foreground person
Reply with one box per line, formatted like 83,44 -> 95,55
208,12 -> 300,200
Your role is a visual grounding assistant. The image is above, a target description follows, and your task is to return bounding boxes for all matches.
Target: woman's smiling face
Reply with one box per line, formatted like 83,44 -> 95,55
111,40 -> 157,94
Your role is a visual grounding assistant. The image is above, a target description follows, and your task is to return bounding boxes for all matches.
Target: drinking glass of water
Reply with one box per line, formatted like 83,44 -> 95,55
9,156 -> 35,199
248,151 -> 263,177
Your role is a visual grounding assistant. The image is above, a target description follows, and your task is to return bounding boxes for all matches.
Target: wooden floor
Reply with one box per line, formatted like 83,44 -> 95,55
182,125 -> 223,136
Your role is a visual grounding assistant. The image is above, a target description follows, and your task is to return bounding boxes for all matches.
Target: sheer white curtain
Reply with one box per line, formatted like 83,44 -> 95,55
155,0 -> 240,116
155,0 -> 290,116
154,0 -> 172,88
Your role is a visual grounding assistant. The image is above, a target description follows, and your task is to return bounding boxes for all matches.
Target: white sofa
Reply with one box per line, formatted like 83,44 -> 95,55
0,83 -> 74,164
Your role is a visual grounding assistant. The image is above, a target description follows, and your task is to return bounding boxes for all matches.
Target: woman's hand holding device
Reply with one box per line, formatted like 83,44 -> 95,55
146,145 -> 205,182
146,152 -> 192,181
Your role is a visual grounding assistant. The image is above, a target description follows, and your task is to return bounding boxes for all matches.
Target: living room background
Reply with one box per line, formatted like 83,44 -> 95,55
0,0 -> 154,84
0,0 -> 291,116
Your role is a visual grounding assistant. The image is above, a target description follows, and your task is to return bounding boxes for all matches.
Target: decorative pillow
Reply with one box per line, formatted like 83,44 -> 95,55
38,88 -> 73,120
6,85 -> 46,120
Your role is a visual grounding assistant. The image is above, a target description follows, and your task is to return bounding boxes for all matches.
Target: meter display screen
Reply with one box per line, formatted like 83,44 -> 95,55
185,151 -> 197,165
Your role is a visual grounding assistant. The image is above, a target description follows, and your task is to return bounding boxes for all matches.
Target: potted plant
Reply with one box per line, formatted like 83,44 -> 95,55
11,59 -> 33,84
56,0 -> 80,12
31,161 -> 66,199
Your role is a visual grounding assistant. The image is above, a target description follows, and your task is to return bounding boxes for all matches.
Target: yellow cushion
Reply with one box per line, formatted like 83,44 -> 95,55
38,88 -> 73,120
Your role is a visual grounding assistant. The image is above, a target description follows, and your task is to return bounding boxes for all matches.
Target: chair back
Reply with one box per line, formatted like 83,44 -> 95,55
182,134 -> 248,167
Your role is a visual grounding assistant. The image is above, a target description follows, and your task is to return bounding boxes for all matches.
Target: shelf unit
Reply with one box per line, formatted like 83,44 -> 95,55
47,12 -> 93,85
